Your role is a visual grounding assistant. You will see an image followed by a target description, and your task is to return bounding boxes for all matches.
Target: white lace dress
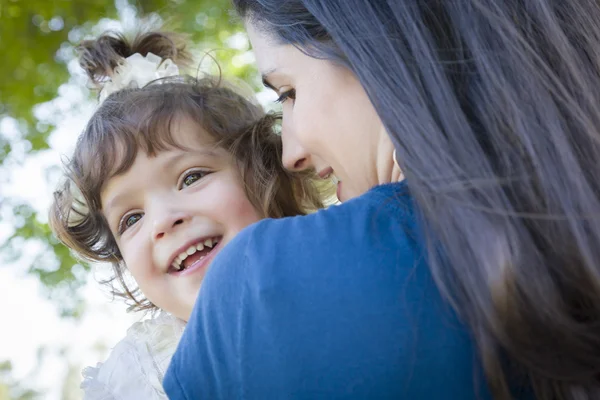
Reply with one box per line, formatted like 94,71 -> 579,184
81,312 -> 186,400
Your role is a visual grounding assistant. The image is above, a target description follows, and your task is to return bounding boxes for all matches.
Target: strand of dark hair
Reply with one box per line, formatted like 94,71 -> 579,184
233,0 -> 600,398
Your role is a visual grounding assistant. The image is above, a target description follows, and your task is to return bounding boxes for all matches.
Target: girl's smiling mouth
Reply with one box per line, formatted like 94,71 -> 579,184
168,236 -> 222,274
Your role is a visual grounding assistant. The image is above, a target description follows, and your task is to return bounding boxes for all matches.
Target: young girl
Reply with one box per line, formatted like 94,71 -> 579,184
49,30 -> 328,399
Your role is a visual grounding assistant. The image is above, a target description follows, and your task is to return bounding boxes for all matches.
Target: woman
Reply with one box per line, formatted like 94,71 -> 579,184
165,1 -> 600,399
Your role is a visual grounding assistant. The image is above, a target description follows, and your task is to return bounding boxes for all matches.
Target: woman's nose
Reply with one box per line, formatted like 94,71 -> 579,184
281,124 -> 312,172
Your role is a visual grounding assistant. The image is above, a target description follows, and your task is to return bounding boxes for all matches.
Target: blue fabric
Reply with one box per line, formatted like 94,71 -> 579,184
164,182 -> 493,399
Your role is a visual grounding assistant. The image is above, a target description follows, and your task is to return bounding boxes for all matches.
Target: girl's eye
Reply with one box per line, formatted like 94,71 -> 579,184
118,213 -> 142,234
180,169 -> 211,189
275,89 -> 296,104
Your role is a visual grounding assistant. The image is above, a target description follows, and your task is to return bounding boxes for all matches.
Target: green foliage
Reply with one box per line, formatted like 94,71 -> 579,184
0,360 -> 40,400
1,0 -> 118,160
0,0 -> 253,156
0,0 -> 257,317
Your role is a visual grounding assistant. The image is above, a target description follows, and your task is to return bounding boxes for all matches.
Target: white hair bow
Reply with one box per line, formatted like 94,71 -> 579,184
98,52 -> 180,103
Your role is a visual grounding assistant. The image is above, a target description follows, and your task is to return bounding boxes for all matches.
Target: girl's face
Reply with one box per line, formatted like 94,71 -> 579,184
100,117 -> 261,321
246,23 -> 398,202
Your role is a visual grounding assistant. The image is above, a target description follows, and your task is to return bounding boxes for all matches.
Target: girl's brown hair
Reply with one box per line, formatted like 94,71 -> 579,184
49,30 -> 329,312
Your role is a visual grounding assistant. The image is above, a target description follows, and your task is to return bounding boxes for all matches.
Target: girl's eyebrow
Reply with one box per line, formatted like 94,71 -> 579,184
163,148 -> 220,164
103,191 -> 131,224
103,148 -> 221,212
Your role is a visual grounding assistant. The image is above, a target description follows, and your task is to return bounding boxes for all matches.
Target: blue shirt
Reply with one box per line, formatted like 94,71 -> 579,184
164,183 -> 492,399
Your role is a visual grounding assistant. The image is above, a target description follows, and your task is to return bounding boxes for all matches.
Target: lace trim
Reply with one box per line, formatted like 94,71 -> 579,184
81,363 -> 117,400
130,312 -> 185,393
81,312 -> 186,400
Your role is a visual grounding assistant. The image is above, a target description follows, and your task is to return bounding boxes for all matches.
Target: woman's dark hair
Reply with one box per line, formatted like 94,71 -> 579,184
233,1 -> 600,398
50,30 -> 330,313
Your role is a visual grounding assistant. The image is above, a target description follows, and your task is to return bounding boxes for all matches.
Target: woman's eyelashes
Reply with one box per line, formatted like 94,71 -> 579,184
275,88 -> 296,104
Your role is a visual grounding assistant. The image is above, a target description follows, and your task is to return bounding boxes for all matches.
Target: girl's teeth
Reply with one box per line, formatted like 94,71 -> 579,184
172,237 -> 221,272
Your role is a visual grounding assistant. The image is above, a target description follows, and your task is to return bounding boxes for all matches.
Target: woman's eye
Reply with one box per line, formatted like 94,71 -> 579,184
275,89 -> 296,104
181,170 -> 210,188
118,213 -> 142,234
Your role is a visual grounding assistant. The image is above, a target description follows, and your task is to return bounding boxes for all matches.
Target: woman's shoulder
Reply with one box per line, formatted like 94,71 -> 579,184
207,181 -> 423,298
81,312 -> 186,400
177,181 -> 485,399
280,181 -> 414,229
232,181 -> 418,263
